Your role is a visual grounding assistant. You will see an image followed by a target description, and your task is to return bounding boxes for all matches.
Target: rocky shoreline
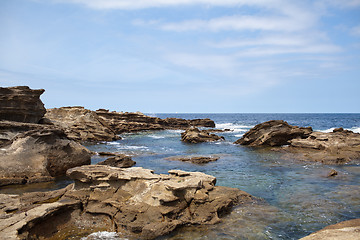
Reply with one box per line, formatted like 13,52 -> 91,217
1,86 -> 359,239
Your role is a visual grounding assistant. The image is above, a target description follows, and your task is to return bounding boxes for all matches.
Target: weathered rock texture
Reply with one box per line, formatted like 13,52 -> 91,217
166,155 -> 220,164
234,120 -> 312,146
0,86 -> 46,123
0,166 -> 257,239
45,107 -> 120,142
95,109 -> 215,133
181,127 -> 225,143
97,154 -> 136,168
235,120 -> 360,164
0,128 -> 91,186
299,219 -> 360,240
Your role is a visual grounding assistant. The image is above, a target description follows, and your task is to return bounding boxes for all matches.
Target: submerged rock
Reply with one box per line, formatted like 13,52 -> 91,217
0,128 -> 91,186
0,86 -> 46,123
181,127 -> 225,143
166,155 -> 220,164
235,120 -> 360,164
45,107 -> 120,142
299,219 -> 360,240
0,166 -> 257,239
234,120 -> 312,146
97,154 -> 136,168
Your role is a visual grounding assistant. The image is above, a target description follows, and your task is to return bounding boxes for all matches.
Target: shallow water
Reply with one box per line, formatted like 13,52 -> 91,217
4,113 -> 360,239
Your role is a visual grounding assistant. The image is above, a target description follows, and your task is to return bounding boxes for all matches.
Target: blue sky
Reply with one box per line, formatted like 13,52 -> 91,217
0,0 -> 359,113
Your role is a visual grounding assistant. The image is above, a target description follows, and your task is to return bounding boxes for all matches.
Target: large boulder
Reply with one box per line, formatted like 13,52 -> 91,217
0,128 -> 91,186
181,127 -> 225,143
0,166 -> 257,240
234,120 -> 312,146
299,219 -> 360,240
45,107 -> 120,142
0,86 -> 46,123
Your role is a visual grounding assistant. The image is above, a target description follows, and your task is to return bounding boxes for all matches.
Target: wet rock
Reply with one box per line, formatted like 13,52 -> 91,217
0,166 -> 257,240
97,154 -> 136,168
234,120 -> 312,146
181,127 -> 225,143
327,169 -> 338,177
45,107 -> 120,142
166,155 -> 219,164
0,128 -> 91,187
299,219 -> 360,240
0,86 -> 46,123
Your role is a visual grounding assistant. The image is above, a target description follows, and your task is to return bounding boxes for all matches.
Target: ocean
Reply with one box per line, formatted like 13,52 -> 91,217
6,113 -> 360,240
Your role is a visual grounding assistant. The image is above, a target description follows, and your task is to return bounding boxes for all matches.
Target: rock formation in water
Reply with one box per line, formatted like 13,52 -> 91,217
234,120 -> 312,146
95,109 -> 215,133
234,120 -> 360,164
299,219 -> 360,240
166,155 -> 219,164
0,128 -> 91,186
96,154 -> 136,168
0,165 -> 257,239
181,127 -> 225,143
0,86 -> 46,123
45,107 -> 120,142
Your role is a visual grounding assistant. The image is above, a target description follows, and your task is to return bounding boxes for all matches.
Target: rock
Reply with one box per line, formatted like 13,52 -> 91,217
0,166 -> 257,240
0,86 -> 46,123
45,107 -> 120,142
327,169 -> 338,177
234,120 -> 312,146
181,127 -> 225,143
97,154 -> 136,168
95,109 -> 215,133
299,219 -> 360,240
0,128 -> 91,186
166,155 -> 220,164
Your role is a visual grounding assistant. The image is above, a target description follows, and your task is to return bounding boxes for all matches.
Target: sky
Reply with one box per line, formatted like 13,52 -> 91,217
0,0 -> 359,113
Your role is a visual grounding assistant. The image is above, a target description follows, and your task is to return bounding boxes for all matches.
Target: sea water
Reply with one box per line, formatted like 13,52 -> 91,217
18,113 -> 360,239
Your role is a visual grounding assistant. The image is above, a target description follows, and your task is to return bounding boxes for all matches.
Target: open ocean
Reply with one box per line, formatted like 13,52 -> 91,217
6,113 -> 360,240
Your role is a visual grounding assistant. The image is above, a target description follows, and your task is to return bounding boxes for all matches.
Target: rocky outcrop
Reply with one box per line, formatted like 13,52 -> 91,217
235,120 -> 360,164
0,166 -> 257,239
299,219 -> 360,240
0,128 -> 91,186
95,109 -> 215,133
181,127 -> 225,143
166,155 -> 220,164
0,86 -> 46,123
234,120 -> 312,146
97,154 -> 136,168
45,107 -> 120,142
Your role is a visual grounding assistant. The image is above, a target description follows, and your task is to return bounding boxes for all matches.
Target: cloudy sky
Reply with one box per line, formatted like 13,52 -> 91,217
1,0 -> 359,113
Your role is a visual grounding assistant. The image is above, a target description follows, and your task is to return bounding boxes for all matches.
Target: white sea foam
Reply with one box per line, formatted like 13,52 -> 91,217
81,231 -> 126,240
317,127 -> 360,133
234,134 -> 244,138
106,142 -> 121,145
317,128 -> 336,133
148,135 -> 165,139
216,123 -> 252,134
349,127 -> 360,133
117,145 -> 148,150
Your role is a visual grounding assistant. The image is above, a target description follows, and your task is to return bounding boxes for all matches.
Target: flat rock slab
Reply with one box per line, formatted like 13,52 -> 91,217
181,127 -> 225,143
165,155 -> 220,164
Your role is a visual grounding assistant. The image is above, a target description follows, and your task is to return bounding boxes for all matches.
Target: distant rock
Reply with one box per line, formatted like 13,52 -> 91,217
234,120 -> 312,146
0,128 -> 91,186
97,154 -> 136,168
166,155 -> 219,164
0,165 -> 258,239
181,127 -> 225,143
45,107 -> 120,142
235,120 -> 360,164
327,169 -> 338,177
299,219 -> 360,240
0,86 -> 46,123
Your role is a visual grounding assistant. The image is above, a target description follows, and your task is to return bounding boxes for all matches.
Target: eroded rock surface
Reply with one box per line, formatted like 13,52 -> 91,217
181,127 -> 225,143
0,86 -> 46,123
234,120 -> 312,146
166,155 -> 220,164
96,154 -> 136,168
0,166 -> 257,240
299,219 -> 360,240
0,129 -> 91,186
45,107 -> 120,142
